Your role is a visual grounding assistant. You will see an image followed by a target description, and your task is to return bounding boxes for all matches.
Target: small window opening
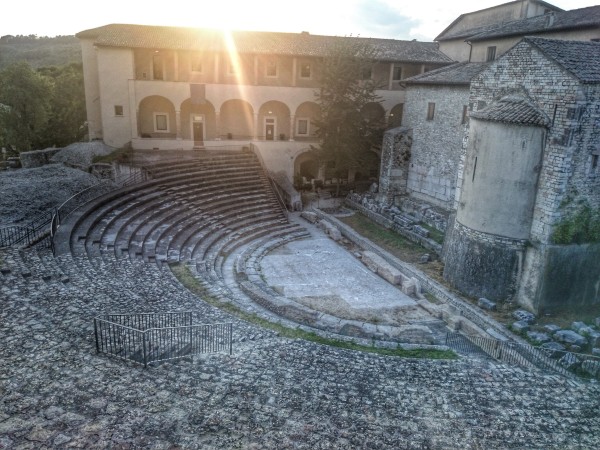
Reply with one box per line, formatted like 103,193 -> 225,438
426,102 -> 435,121
486,46 -> 496,62
114,105 -> 124,116
472,156 -> 478,182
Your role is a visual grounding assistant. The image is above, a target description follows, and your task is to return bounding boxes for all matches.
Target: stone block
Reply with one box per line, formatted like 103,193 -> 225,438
540,341 -> 566,357
571,321 -> 588,333
412,225 -> 429,238
512,310 -> 536,324
478,298 -> 496,311
543,324 -> 561,334
554,330 -> 587,347
360,251 -> 405,286
419,254 -> 430,264
401,279 -> 416,296
300,211 -> 318,224
587,331 -> 600,347
526,331 -> 551,344
512,321 -> 530,333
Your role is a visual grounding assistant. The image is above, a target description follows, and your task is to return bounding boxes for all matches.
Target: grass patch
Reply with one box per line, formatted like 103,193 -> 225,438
339,212 -> 424,255
171,263 -> 456,360
419,222 -> 445,245
338,212 -> 446,284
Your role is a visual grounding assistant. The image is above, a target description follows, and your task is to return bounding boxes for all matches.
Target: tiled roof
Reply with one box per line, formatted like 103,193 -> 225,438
403,62 -> 489,86
435,0 -> 562,41
524,37 -> 600,83
76,24 -> 454,64
437,5 -> 600,42
470,95 -> 551,127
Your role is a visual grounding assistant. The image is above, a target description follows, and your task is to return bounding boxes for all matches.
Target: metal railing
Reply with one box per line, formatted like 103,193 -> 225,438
50,167 -> 150,253
446,332 -> 600,380
94,312 -> 233,367
0,209 -> 55,248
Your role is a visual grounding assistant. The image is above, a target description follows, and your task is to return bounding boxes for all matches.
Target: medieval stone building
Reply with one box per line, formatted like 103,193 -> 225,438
443,37 -> 600,313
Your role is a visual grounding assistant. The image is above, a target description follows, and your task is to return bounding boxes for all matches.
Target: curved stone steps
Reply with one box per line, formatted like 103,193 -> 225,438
158,199 -> 284,264
184,207 -> 287,264
99,173 -> 268,253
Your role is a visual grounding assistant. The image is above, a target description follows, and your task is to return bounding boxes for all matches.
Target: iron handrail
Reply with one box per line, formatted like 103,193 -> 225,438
94,313 -> 233,368
446,332 -> 600,380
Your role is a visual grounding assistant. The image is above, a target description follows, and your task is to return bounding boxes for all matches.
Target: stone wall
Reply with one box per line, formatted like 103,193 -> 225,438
403,85 -> 469,210
465,40 -> 600,244
517,242 -> 600,314
443,220 -> 526,302
19,148 -> 62,168
378,127 -> 411,204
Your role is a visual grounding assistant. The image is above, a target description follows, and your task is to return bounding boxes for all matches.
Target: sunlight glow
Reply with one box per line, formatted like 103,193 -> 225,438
222,30 -> 255,134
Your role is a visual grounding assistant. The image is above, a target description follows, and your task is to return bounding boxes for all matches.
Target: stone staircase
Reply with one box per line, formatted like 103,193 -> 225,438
50,150 -> 311,324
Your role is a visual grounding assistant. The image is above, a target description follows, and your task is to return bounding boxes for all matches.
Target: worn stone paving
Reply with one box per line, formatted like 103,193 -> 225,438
1,247 -> 600,449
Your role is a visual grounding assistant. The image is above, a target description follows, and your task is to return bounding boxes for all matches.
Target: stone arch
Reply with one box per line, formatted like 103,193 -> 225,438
388,103 -> 404,128
361,102 -> 385,124
258,100 -> 291,141
220,99 -> 254,140
180,99 -> 216,141
294,101 -> 321,140
138,95 -> 176,138
353,149 -> 381,182
294,150 -> 320,189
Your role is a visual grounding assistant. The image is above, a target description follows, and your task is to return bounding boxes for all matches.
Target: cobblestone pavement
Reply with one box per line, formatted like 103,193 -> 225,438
1,247 -> 600,449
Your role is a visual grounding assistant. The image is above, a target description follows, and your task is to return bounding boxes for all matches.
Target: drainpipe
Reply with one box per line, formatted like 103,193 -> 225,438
467,41 -> 473,63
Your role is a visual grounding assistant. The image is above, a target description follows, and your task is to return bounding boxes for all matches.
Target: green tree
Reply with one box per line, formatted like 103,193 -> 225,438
0,61 -> 51,152
311,38 -> 385,195
38,63 -> 86,147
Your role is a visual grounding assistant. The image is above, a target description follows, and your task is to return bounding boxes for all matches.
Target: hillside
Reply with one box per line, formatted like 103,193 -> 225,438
0,35 -> 81,69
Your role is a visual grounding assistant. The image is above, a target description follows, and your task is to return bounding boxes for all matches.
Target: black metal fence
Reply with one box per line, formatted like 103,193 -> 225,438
446,332 -> 600,380
94,312 -> 233,367
50,168 -> 149,254
0,209 -> 55,248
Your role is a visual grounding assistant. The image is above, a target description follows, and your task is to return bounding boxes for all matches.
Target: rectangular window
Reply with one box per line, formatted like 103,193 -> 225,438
592,154 -> 599,170
227,61 -> 236,75
461,105 -> 468,124
296,118 -> 309,136
300,62 -> 311,78
427,102 -> 435,121
266,60 -> 278,77
392,65 -> 402,81
154,113 -> 169,132
153,53 -> 163,80
114,105 -> 124,116
486,46 -> 496,62
191,53 -> 203,72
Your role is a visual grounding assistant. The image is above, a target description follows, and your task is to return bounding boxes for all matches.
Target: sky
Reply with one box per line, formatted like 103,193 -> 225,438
1,0 -> 598,41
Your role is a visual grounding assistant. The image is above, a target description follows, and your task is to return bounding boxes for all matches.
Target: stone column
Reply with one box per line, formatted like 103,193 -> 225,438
289,114 -> 295,141
254,113 -> 260,141
292,58 -> 297,87
175,110 -> 182,139
215,112 -> 221,140
388,64 -> 394,90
